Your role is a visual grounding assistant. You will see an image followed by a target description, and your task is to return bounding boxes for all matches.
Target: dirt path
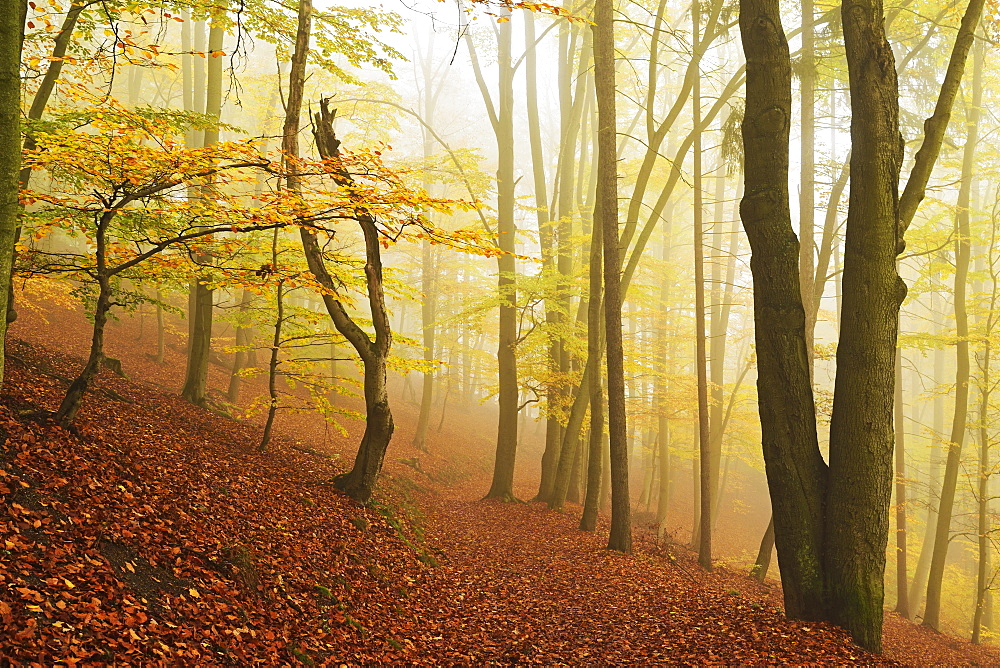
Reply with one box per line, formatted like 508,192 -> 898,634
395,484 -> 880,665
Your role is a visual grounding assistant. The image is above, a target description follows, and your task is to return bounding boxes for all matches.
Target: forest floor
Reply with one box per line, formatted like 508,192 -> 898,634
1,296 -> 999,665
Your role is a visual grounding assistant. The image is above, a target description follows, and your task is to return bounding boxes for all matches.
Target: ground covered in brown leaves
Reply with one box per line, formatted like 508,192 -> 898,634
2,303 -> 999,665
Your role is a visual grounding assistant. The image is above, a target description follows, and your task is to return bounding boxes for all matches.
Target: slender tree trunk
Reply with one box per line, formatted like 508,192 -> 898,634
527,11 -> 562,502
750,517 -> 775,583
9,0 -> 89,324
594,0 -> 631,554
55,212 -> 115,424
923,36 -> 980,629
894,346 -> 910,617
259,278 -> 284,452
909,308 -> 945,615
304,101 -> 395,504
580,195 -> 604,531
182,15 -> 225,405
55,281 -> 112,424
972,336 -> 992,642
973,96 -> 993,640
154,291 -> 165,364
0,0 -> 20,377
467,15 -> 519,501
413,43 -> 442,453
799,0 -> 816,367
413,238 -> 435,452
692,0 -> 712,571
655,222 -> 674,538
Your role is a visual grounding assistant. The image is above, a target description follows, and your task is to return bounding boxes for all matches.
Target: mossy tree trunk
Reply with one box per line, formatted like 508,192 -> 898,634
0,0 -> 20,382
739,0 -> 827,620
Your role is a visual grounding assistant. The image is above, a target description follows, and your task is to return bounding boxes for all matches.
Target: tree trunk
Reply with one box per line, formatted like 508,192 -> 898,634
413,42 -> 443,453
692,0 -> 712,571
655,224 -> 674,539
412,237 -> 435,453
55,281 -> 112,424
825,0 -> 904,651
893,347 -> 909,617
226,289 -> 253,403
181,15 -> 225,406
739,0 -> 827,620
259,278 -> 284,452
799,0 -> 816,367
594,0 -> 631,554
972,334 -> 991,642
55,208 -> 115,424
528,10 -> 560,503
296,84 -> 395,501
908,309 -> 945,616
580,196 -> 604,531
0,0 -> 19,379
923,32 -> 980,629
9,0 -> 88,324
750,516 -> 775,583
154,290 -> 165,364
466,15 -> 519,501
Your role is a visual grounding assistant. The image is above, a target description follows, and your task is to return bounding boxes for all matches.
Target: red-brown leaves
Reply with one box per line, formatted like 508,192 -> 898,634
2,302 -> 999,665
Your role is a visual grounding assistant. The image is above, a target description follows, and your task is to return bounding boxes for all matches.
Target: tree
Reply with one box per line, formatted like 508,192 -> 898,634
739,0 -> 826,621
21,104 -> 278,424
691,0 -> 712,571
0,0 -> 21,386
739,0 -> 988,650
922,26 -> 983,630
466,13 -> 520,501
594,0 -> 631,554
181,8 -> 227,407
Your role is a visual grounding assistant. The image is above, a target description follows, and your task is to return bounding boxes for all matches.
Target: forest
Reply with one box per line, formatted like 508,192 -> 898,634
2,0 -> 1000,663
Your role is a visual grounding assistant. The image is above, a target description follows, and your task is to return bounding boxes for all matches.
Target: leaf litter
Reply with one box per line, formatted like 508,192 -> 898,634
0,302 -> 997,665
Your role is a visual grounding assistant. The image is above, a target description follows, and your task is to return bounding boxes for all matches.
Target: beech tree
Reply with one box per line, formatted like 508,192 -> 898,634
0,0 -> 19,386
20,104 -> 279,425
740,0 -> 984,651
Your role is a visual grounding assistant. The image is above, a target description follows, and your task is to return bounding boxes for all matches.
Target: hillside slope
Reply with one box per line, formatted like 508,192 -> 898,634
1,302 -> 998,665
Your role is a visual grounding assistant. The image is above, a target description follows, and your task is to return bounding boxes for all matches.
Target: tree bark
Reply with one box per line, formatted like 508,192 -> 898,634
594,0 -> 631,554
580,189 -> 604,531
227,289 -> 254,403
692,0 -> 712,570
466,16 -> 519,501
750,516 -> 775,583
0,0 -> 20,381
303,102 -> 395,504
739,0 -> 827,620
825,0 -> 904,651
54,210 -> 116,424
412,40 -> 443,454
799,0 -> 816,367
181,15 -> 225,405
9,0 -> 94,324
259,278 -> 284,452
